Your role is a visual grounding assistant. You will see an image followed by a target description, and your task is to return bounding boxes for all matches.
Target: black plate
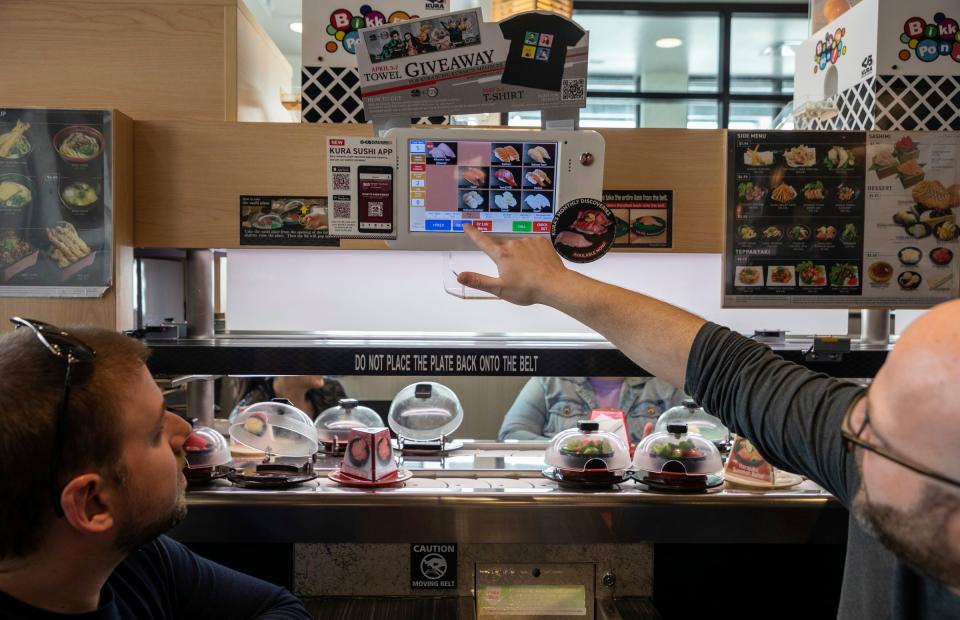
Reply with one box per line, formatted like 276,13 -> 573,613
226,463 -> 317,488
632,472 -> 724,493
542,467 -> 627,489
184,464 -> 234,486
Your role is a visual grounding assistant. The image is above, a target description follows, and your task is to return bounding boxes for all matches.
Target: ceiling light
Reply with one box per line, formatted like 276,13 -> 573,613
289,22 -> 302,34
655,37 -> 683,49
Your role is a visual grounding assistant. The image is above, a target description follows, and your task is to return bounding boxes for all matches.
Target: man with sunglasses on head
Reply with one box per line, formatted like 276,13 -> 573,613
0,319 -> 309,619
458,225 -> 959,620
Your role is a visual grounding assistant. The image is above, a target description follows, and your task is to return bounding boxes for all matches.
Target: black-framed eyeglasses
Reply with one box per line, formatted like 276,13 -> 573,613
11,317 -> 96,517
841,399 -> 960,490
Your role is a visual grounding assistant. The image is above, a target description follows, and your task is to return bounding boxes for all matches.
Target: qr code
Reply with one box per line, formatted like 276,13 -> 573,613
561,78 -> 585,101
333,201 -> 351,219
367,201 -> 383,217
332,172 -> 350,191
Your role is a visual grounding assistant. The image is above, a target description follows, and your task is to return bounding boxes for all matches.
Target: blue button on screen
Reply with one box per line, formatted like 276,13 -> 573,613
452,220 -> 471,231
425,219 -> 452,231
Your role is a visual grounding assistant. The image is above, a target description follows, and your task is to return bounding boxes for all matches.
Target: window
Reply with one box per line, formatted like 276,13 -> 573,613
508,4 -> 808,129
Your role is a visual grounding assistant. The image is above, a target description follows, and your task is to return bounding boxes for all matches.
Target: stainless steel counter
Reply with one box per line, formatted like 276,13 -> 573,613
173,446 -> 848,546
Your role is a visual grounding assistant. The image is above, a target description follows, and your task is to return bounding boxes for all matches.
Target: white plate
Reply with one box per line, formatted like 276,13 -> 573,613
724,470 -> 803,489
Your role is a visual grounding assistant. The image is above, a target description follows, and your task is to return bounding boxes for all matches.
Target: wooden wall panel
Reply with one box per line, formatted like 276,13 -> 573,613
598,129 -> 725,253
0,2 -> 229,122
135,123 -> 726,252
134,121 -> 373,247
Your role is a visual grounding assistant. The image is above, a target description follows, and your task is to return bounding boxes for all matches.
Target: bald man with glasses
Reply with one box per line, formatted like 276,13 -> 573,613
459,225 -> 960,620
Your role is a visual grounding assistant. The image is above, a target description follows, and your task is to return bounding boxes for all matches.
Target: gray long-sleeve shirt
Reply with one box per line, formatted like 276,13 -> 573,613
685,323 -> 959,619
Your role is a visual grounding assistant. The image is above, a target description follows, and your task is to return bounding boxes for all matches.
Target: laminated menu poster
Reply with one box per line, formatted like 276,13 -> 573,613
354,9 -> 588,121
724,130 -> 960,308
239,196 -> 339,247
861,132 -> 960,306
603,190 -> 672,248
0,108 -> 112,297
725,131 -> 867,307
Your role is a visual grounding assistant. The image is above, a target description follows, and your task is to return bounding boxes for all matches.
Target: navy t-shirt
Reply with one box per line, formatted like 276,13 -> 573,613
499,13 -> 585,92
0,536 -> 309,619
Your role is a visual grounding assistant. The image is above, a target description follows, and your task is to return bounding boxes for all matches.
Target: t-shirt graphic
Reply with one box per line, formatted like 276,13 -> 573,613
499,13 -> 585,92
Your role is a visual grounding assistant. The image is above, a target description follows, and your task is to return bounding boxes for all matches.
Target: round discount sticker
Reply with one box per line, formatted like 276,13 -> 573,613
550,198 -> 616,263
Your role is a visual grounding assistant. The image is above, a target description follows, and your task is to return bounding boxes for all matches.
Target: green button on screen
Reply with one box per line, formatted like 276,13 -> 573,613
513,221 -> 532,232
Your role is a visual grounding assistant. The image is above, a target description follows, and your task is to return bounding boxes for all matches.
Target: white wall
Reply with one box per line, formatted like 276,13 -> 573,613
226,250 -> 849,335
141,258 -> 184,326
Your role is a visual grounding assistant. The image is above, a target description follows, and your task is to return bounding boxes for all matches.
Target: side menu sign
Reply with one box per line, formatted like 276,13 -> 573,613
724,130 -> 959,308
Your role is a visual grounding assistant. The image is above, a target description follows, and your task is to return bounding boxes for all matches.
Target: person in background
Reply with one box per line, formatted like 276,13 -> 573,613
403,32 -> 423,56
378,30 -> 404,61
429,23 -> 451,50
417,21 -> 435,52
499,376 -> 686,443
458,225 -> 959,619
0,318 -> 309,618
228,376 -> 346,421
445,19 -> 463,46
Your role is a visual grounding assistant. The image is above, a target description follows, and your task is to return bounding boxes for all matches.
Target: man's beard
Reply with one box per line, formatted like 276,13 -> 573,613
113,467 -> 188,553
853,481 -> 960,589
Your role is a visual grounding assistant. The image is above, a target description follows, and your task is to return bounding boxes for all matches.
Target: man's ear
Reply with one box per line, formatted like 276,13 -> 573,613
60,474 -> 118,535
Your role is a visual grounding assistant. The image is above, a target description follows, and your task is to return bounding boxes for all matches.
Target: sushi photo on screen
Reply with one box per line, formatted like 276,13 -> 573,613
458,166 -> 490,189
459,189 -> 488,211
550,198 -> 616,264
491,190 -> 522,213
522,168 -> 552,189
426,141 -> 457,165
523,143 -> 556,166
521,191 -> 553,213
491,143 -> 523,166
491,167 -> 521,189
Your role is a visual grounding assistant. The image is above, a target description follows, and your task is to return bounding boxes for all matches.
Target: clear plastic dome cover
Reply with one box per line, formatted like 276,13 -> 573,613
633,423 -> 723,475
544,421 -> 631,472
655,400 -> 730,445
229,399 -> 319,457
388,382 -> 463,441
314,398 -> 383,444
183,426 -> 231,469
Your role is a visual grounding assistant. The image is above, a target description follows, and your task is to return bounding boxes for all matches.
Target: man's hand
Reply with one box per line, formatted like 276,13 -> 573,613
456,224 -> 575,306
456,223 -> 705,389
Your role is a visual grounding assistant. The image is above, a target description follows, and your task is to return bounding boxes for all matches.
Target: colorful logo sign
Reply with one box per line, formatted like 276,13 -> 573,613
899,13 -> 960,63
326,5 -> 422,55
813,28 -> 846,74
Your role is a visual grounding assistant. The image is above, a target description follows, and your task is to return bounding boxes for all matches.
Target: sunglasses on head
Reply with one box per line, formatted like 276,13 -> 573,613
11,317 -> 96,517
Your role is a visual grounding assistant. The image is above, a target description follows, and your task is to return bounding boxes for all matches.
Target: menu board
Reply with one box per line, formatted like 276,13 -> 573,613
724,130 -> 960,308
0,108 -> 112,297
862,132 -> 959,306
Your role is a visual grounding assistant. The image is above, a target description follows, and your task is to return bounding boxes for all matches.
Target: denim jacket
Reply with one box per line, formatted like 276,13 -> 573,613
498,377 -> 688,443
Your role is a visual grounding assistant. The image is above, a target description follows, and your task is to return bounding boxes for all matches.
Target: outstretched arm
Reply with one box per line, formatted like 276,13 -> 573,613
457,225 -> 705,389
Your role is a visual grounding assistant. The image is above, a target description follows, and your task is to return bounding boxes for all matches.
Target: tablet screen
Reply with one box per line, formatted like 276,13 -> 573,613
408,138 -> 558,234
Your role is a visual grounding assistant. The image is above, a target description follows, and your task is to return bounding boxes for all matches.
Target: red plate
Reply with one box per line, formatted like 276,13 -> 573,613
328,467 -> 413,488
